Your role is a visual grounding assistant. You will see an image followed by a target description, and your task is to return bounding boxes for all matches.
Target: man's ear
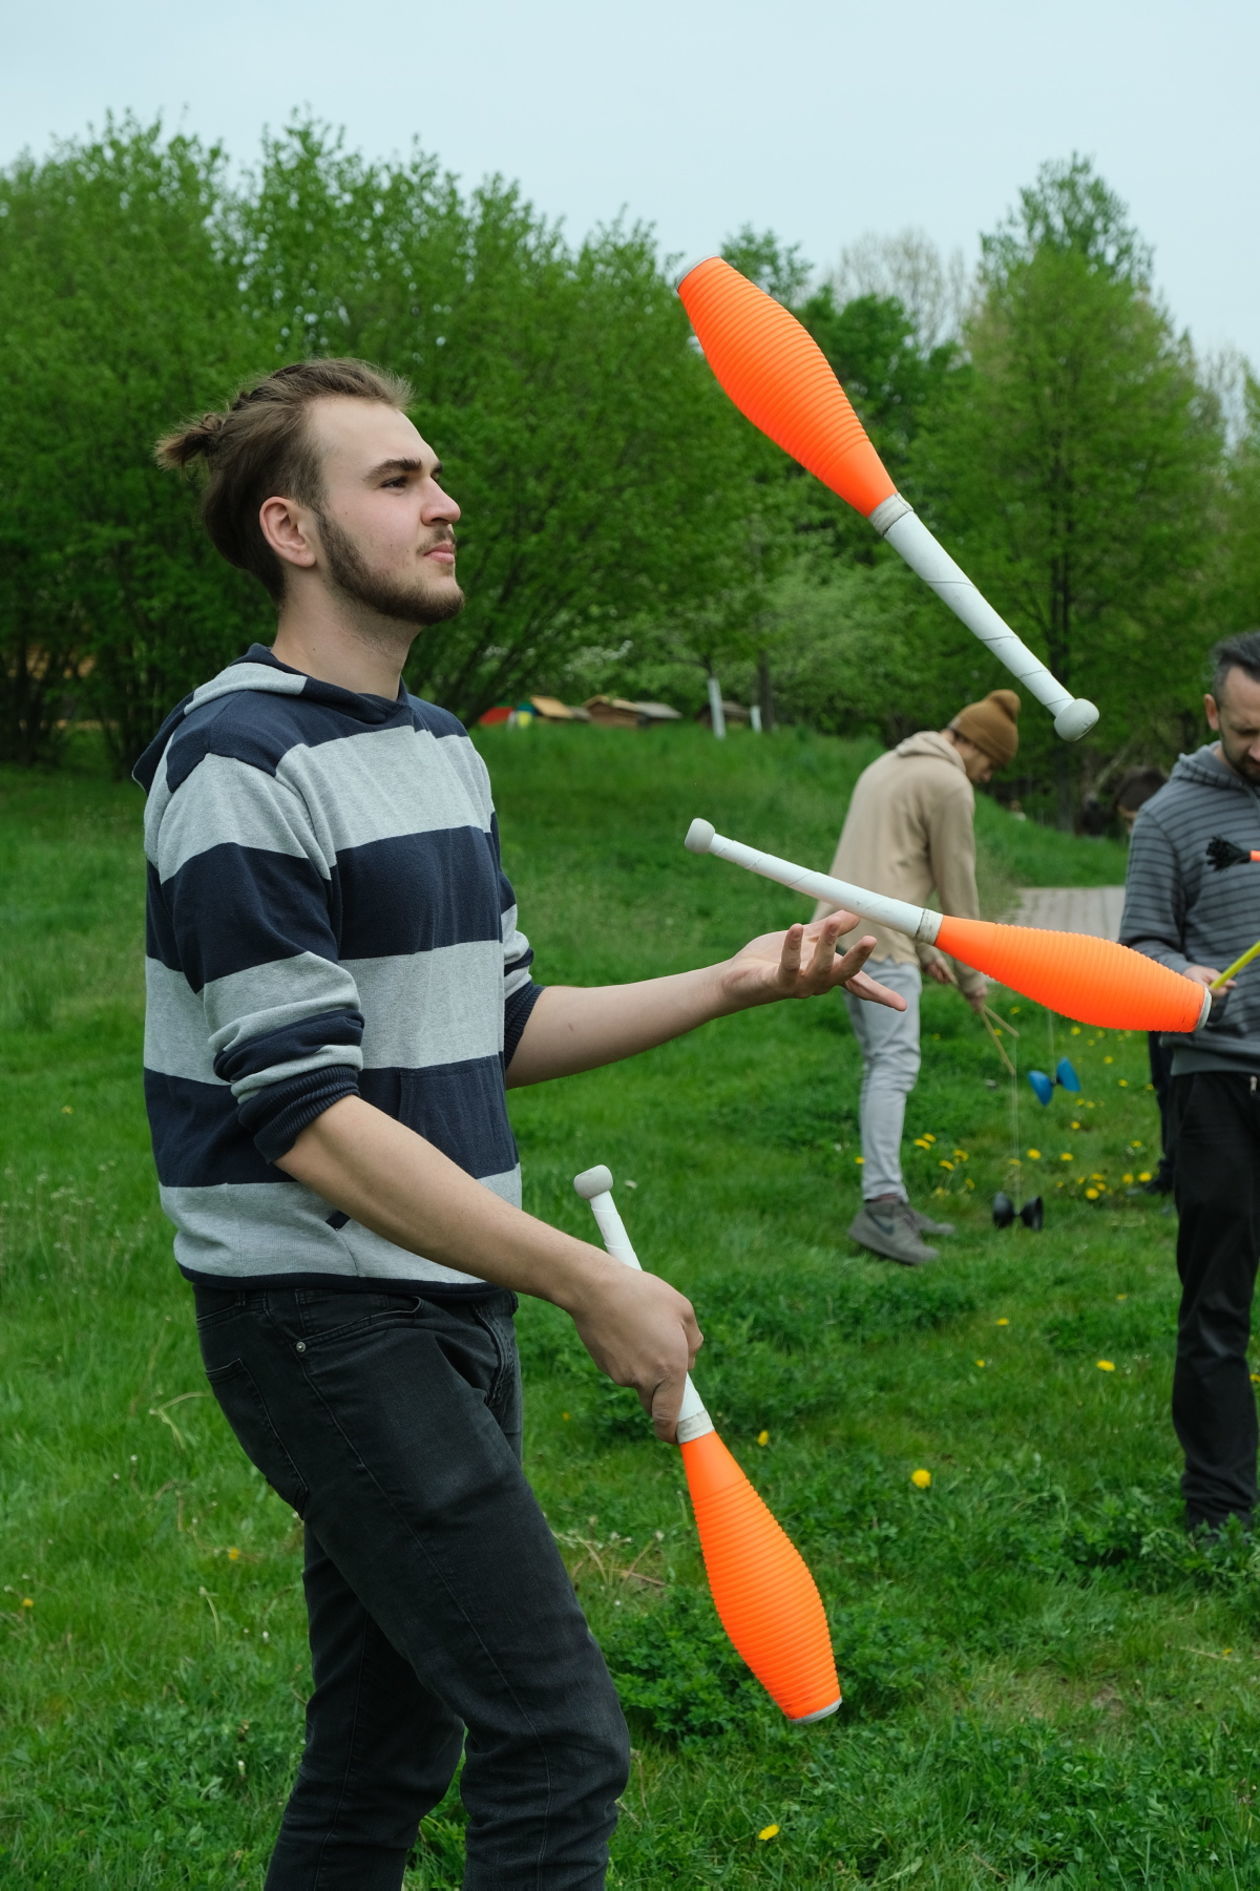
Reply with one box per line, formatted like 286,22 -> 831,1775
1204,692 -> 1221,732
259,495 -> 318,571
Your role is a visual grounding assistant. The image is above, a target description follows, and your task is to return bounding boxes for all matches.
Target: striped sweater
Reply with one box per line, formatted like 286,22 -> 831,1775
1120,744 -> 1260,1075
134,645 -> 542,1293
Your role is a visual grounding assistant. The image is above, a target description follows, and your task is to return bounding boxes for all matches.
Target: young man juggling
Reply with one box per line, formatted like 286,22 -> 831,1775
137,358 -> 901,1890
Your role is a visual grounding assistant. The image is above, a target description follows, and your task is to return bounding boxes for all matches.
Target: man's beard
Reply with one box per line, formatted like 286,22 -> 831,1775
317,509 -> 465,628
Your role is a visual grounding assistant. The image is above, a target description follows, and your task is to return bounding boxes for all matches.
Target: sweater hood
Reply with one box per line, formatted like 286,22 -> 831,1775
1167,742 -> 1260,797
892,730 -> 967,771
132,644 -> 406,792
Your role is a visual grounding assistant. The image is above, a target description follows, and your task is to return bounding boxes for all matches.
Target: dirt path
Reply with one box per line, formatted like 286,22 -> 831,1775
1008,885 -> 1126,941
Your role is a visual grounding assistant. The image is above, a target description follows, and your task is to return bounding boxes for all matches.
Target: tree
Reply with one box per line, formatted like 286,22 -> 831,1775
826,229 -> 969,354
907,157 -> 1222,820
1212,370 -> 1260,636
0,119 -> 770,766
0,117 -> 261,769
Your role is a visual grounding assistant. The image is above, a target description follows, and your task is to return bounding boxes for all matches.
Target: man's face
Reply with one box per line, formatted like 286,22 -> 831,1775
304,397 -> 464,628
955,736 -> 995,784
1206,667 -> 1260,783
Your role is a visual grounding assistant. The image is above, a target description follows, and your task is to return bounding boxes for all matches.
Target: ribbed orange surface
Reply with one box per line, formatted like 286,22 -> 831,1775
935,917 -> 1207,1031
679,1429 -> 841,1721
678,256 -> 896,519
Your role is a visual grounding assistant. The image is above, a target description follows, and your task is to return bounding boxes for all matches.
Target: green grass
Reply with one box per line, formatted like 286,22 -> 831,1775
2,725 -> 1255,1888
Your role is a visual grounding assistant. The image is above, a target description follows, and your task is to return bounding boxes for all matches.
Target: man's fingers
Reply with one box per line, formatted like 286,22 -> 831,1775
845,970 -> 908,1010
778,923 -> 805,978
646,1370 -> 687,1445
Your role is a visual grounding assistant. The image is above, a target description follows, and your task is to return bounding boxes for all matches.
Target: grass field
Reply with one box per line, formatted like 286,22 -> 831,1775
2,723 -> 1257,1888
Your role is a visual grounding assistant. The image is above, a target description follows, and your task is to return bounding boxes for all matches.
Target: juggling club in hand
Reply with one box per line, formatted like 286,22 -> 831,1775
573,1165 -> 841,1724
684,818 -> 1211,1034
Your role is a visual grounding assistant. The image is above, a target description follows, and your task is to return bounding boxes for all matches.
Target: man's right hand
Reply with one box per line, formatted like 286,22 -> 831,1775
567,1259 -> 703,1444
1187,964 -> 1234,1001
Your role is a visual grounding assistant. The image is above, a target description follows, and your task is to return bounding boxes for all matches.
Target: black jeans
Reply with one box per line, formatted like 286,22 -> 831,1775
1168,1072 -> 1260,1530
193,1283 -> 629,1890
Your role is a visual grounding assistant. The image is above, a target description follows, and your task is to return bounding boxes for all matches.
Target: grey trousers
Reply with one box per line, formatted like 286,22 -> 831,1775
845,959 -> 923,1201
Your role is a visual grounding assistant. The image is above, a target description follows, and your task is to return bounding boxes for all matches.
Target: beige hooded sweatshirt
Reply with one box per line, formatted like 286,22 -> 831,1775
811,731 -> 985,998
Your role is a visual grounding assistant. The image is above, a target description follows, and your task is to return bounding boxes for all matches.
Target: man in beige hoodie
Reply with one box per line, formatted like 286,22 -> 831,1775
814,690 -> 1021,1264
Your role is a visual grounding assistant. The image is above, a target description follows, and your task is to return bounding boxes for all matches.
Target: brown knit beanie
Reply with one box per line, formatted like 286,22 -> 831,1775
951,689 -> 1021,767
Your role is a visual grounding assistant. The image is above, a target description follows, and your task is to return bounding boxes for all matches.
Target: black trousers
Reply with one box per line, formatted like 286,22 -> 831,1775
1168,1071 -> 1260,1529
193,1283 -> 629,1890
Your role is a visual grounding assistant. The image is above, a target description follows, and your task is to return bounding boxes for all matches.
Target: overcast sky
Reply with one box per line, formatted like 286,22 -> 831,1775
6,0 -> 1258,370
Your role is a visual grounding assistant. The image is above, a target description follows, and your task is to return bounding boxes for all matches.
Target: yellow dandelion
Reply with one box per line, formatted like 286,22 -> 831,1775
1097,1360 -> 1116,1372
1070,1025 -> 1081,1035
1027,1149 -> 1041,1160
1122,1173 -> 1133,1185
1251,1374 -> 1260,1386
561,1411 -> 571,1421
913,1138 -> 931,1149
21,1597 -> 34,1609
854,1156 -> 864,1165
1137,1172 -> 1151,1183
923,1133 -> 937,1144
1060,1153 -> 1073,1162
1116,1294 -> 1128,1302
227,1546 -> 241,1562
1085,1188 -> 1100,1200
995,1317 -> 1010,1326
757,1824 -> 781,1842
60,1105 -> 74,1115
756,1430 -> 770,1447
939,1159 -> 954,1171
1070,1120 -> 1082,1129
1103,1055 -> 1114,1065
975,1358 -> 987,1368
910,1468 -> 932,1489
1118,1079 -> 1129,1088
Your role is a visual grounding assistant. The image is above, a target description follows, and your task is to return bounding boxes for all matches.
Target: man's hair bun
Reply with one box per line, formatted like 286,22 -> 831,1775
153,411 -> 228,470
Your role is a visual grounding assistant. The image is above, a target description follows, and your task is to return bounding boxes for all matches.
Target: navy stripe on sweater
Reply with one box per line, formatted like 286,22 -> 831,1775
136,645 -> 541,1291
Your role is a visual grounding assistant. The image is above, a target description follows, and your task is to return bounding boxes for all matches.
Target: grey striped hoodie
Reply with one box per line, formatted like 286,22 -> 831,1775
1120,743 -> 1260,1074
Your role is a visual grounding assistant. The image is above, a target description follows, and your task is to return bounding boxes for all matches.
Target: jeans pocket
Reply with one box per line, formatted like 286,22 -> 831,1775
471,1296 -> 523,1438
289,1291 -> 428,1351
204,1356 -> 310,1516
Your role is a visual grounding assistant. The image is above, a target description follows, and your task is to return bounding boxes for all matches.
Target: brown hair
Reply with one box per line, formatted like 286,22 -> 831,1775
1210,629 -> 1260,700
155,358 -> 414,603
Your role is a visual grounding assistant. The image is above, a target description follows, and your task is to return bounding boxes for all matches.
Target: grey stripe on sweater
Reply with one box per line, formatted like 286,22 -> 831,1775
1120,744 -> 1260,1073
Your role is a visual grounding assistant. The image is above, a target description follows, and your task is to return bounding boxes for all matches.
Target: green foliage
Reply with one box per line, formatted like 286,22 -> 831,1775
910,157 -> 1224,820
0,118 -> 261,769
6,393 -> 1260,1891
602,1589 -> 755,1744
0,118 -> 762,768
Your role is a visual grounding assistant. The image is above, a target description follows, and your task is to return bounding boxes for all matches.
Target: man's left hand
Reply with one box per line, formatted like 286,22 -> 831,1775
720,914 -> 907,1011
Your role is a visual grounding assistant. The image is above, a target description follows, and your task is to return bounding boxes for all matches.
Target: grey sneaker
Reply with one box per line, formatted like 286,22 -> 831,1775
907,1205 -> 956,1237
848,1202 -> 938,1266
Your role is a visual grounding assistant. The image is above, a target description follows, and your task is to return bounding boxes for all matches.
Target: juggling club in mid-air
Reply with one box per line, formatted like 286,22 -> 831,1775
676,256 -> 1099,743
572,1165 -> 841,1724
684,818 -> 1211,1034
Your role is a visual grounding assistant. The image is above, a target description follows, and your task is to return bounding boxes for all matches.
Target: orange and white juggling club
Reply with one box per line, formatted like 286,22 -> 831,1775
677,256 -> 1099,744
573,1164 -> 841,1724
684,818 -> 1211,1034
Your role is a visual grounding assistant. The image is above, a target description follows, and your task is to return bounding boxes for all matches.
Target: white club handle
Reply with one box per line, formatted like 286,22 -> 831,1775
683,818 -> 941,946
868,498 -> 1099,743
573,1166 -> 711,1439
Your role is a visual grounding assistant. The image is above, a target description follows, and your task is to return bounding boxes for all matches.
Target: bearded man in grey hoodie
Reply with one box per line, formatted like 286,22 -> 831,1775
1121,631 -> 1260,1538
813,689 -> 1021,1266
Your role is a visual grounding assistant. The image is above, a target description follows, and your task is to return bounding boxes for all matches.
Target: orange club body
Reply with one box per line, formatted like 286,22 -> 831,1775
678,255 -> 897,519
